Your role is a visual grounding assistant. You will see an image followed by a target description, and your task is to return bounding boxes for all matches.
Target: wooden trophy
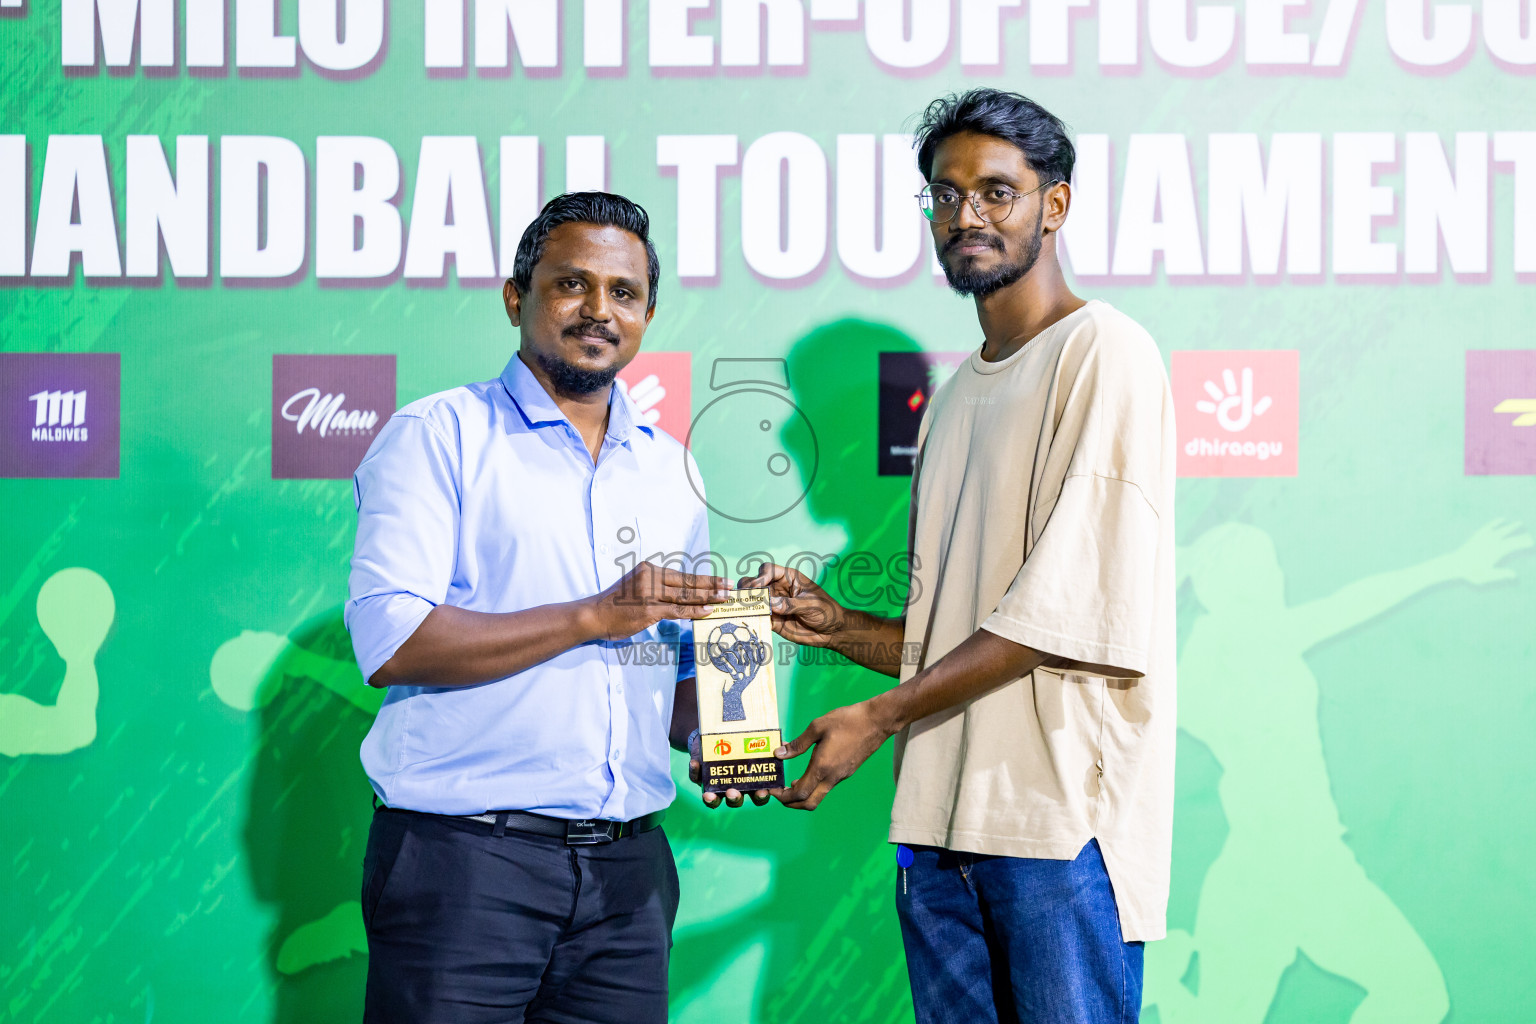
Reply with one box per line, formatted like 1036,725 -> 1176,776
695,587 -> 784,794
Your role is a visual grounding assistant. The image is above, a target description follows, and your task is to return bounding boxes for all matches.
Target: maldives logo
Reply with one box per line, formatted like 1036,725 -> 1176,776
1,352 -> 120,479
30,390 -> 90,441
272,354 -> 395,479
1173,350 -> 1299,478
1466,350 -> 1536,475
616,352 -> 691,443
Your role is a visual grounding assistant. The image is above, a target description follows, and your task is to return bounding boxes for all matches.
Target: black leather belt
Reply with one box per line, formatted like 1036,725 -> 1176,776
463,808 -> 666,845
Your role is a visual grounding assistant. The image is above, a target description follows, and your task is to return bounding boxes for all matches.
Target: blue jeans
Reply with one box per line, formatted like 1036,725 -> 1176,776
895,839 -> 1143,1024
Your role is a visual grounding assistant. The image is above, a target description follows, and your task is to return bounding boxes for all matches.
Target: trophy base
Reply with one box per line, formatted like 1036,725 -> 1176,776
699,728 -> 784,793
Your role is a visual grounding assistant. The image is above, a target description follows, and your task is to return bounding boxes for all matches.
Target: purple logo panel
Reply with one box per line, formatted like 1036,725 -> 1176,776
1465,350 -> 1536,476
272,354 -> 397,480
0,352 -> 121,479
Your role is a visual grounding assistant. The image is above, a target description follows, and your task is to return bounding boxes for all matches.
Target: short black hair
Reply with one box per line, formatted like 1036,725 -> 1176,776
913,89 -> 1075,187
512,192 -> 661,313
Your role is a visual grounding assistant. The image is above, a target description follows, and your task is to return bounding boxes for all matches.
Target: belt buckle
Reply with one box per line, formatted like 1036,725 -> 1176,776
566,819 -> 616,845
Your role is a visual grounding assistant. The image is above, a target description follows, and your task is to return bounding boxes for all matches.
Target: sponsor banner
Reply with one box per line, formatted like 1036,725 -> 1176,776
272,354 -> 396,480
1465,350 -> 1536,476
877,351 -> 968,476
0,352 -> 120,479
616,351 -> 691,444
700,729 -> 784,791
1173,350 -> 1299,478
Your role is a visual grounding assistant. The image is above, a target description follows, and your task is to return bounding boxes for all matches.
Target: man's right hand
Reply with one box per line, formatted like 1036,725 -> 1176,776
740,562 -> 908,678
738,562 -> 847,648
585,562 -> 730,641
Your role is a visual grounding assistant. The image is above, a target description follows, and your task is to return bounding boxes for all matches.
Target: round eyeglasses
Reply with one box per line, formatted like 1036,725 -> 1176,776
915,179 -> 1061,224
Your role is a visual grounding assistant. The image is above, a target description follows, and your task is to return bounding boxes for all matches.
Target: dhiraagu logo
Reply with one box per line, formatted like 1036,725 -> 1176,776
1174,350 -> 1299,478
1195,367 -> 1272,432
616,351 -> 691,442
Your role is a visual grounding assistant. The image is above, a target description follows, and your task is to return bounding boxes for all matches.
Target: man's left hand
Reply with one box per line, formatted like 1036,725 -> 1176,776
774,700 -> 897,810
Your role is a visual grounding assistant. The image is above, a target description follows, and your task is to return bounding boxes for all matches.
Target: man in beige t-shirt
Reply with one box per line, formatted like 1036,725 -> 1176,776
745,89 -> 1175,1023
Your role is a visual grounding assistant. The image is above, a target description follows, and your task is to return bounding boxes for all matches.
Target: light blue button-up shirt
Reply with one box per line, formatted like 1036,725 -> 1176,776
345,354 -> 709,819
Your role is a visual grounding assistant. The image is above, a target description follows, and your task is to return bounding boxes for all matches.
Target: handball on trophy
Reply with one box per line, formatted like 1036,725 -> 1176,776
706,621 -> 769,722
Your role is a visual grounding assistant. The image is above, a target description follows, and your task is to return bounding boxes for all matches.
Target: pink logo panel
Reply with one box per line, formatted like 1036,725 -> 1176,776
272,354 -> 396,479
1173,350 -> 1299,478
617,352 -> 692,443
1465,350 -> 1536,475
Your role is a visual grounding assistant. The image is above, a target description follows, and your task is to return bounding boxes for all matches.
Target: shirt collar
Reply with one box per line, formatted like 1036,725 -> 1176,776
499,353 -> 654,447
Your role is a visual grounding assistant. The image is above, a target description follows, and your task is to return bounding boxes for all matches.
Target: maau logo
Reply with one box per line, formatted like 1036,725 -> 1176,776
280,389 -> 380,438
272,355 -> 396,480
1,353 -> 120,479
1173,350 -> 1298,478
1466,350 -> 1536,475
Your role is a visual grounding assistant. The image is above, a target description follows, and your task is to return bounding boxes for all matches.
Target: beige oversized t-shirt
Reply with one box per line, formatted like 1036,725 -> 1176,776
889,299 -> 1176,942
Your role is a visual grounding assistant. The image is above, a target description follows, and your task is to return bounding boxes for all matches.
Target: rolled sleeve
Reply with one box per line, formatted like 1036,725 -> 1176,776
980,320 -> 1169,678
345,412 -> 461,684
982,473 -> 1160,679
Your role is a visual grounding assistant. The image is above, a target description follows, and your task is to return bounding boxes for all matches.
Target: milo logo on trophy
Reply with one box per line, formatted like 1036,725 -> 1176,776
695,588 -> 784,793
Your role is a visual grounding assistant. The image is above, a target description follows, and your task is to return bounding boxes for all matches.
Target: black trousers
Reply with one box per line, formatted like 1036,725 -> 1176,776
361,807 -> 680,1024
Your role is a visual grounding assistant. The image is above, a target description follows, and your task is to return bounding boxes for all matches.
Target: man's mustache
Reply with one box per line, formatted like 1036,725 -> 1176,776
564,322 -> 619,343
944,231 -> 1004,256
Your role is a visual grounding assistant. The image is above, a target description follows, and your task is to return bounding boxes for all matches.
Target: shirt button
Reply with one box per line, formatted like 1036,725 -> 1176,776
611,749 -> 621,759
615,683 -> 623,694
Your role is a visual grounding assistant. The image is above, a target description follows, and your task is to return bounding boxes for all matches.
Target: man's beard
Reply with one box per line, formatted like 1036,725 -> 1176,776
940,201 -> 1045,298
534,340 -> 619,395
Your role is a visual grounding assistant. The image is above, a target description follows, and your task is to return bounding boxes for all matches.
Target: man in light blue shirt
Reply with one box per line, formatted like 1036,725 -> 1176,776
346,192 -> 735,1024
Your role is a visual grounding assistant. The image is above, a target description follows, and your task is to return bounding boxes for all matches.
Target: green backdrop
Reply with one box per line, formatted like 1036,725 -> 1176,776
3,1 -> 1534,1021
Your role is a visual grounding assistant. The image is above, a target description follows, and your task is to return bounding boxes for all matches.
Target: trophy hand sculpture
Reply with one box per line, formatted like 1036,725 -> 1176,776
708,621 -> 769,722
